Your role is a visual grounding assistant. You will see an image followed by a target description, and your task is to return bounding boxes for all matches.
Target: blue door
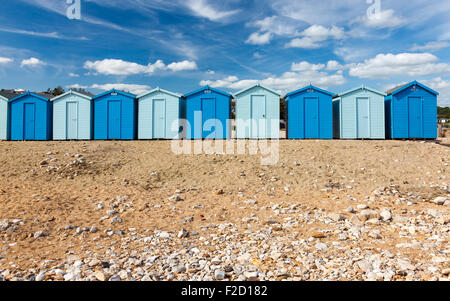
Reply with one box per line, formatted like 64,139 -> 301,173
24,103 -> 35,140
408,97 -> 423,138
251,95 -> 266,139
108,100 -> 121,139
153,99 -> 166,139
66,102 -> 78,140
305,97 -> 319,138
357,97 -> 370,138
202,98 -> 215,139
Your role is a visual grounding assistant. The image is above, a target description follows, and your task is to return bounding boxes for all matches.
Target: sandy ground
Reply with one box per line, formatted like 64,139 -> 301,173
0,137 -> 449,280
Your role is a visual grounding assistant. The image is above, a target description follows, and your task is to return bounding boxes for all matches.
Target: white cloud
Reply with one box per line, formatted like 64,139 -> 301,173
421,77 -> 450,107
410,41 -> 450,52
200,60 -> 346,94
206,70 -> 215,75
349,53 -> 450,79
362,9 -> 406,29
167,60 -> 198,72
68,73 -> 80,77
286,25 -> 345,49
246,32 -> 272,45
84,58 -> 197,76
20,57 -> 45,67
185,0 -> 240,21
68,83 -> 151,95
249,16 -> 300,37
0,57 -> 13,64
326,60 -> 346,71
253,52 -> 263,59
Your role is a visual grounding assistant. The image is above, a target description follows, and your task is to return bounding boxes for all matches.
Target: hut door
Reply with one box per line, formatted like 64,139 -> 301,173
108,100 -> 121,139
153,99 -> 166,139
24,103 -> 35,140
408,97 -> 423,138
66,102 -> 78,139
202,98 -> 216,139
357,97 -> 370,138
305,97 -> 319,138
251,95 -> 266,139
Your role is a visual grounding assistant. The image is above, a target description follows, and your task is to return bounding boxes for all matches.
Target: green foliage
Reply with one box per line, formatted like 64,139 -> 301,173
438,106 -> 450,118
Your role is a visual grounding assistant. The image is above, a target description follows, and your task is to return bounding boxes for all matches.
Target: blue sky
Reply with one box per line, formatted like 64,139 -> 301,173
0,0 -> 449,106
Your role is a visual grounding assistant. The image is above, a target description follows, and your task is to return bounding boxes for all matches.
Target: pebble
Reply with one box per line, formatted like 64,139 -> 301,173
214,270 -> 226,280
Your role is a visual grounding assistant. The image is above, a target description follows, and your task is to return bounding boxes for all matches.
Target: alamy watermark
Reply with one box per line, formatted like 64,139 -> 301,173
170,118 -> 280,166
66,0 -> 81,20
367,0 -> 381,17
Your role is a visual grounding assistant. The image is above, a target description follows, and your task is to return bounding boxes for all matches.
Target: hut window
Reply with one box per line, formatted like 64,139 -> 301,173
204,90 -> 212,94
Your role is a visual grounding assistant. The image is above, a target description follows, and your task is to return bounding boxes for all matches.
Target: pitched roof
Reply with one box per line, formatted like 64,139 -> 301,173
386,81 -> 439,96
137,87 -> 181,99
285,85 -> 334,98
51,90 -> 93,101
334,85 -> 386,98
183,86 -> 232,98
9,91 -> 52,102
0,90 -> 23,100
234,84 -> 281,97
92,89 -> 136,100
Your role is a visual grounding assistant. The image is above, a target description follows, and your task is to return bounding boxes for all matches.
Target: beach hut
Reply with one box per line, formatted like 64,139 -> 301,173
285,85 -> 333,139
52,90 -> 94,140
235,84 -> 280,139
333,86 -> 386,139
0,92 -> 10,140
137,88 -> 184,139
385,81 -> 438,139
93,89 -> 136,140
184,86 -> 232,139
9,92 -> 53,141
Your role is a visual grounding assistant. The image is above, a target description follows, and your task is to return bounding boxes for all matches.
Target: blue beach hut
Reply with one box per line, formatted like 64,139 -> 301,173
184,86 -> 232,139
385,81 -> 438,139
93,89 -> 136,140
285,85 -> 334,139
52,90 -> 94,140
137,88 -> 184,140
9,92 -> 53,141
235,84 -> 280,139
333,86 -> 386,139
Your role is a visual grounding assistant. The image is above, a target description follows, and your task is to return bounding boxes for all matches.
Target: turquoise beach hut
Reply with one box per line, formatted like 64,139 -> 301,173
0,92 -> 10,140
52,90 -> 94,140
235,84 -> 280,139
137,88 -> 184,139
333,86 -> 386,139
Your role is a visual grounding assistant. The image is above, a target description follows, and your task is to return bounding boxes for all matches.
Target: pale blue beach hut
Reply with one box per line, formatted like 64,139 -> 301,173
333,86 -> 386,139
0,93 -> 9,140
51,90 -> 94,140
235,84 -> 281,139
137,88 -> 184,139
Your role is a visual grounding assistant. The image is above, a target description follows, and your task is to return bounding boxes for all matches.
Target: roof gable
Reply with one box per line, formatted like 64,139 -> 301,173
92,89 -> 136,100
234,84 -> 281,97
336,86 -> 386,98
137,87 -> 181,99
285,85 -> 334,98
184,86 -> 232,98
9,91 -> 51,103
51,90 -> 92,102
387,81 -> 439,96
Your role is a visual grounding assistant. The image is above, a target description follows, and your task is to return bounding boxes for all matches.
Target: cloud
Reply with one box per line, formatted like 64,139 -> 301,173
363,9 -> 406,29
68,73 -> 80,78
326,60 -> 346,71
200,60 -> 346,94
68,83 -> 151,95
0,27 -> 88,40
84,59 -> 197,76
246,32 -> 272,45
286,25 -> 345,49
349,53 -> 450,79
410,41 -> 450,52
0,57 -> 13,64
167,60 -> 198,72
185,0 -> 240,21
20,57 -> 45,67
421,77 -> 450,107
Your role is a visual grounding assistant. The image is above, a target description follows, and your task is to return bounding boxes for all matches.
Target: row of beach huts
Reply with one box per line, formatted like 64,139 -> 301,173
0,80 -> 439,141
